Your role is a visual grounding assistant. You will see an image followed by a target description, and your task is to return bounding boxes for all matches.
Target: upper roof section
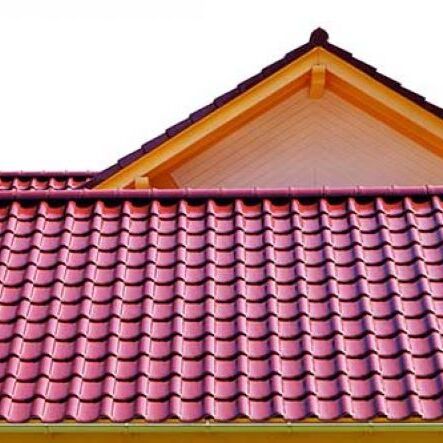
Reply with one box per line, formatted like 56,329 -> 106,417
0,172 -> 95,191
85,28 -> 443,190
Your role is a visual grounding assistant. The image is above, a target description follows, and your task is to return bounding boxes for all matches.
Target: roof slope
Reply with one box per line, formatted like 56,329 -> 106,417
0,172 -> 95,191
85,28 -> 443,189
1,188 -> 443,422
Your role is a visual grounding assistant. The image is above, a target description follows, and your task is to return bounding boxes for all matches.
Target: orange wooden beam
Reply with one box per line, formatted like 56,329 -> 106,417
133,176 -> 150,189
150,171 -> 179,188
309,64 -> 326,98
94,49 -> 316,189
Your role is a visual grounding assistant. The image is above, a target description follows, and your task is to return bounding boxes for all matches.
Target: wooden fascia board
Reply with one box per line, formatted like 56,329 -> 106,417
318,48 -> 443,149
96,47 -> 443,190
94,48 -> 318,189
328,73 -> 443,157
3,427 -> 443,443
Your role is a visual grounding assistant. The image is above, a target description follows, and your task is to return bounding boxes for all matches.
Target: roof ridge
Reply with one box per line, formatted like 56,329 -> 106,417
1,186 -> 443,201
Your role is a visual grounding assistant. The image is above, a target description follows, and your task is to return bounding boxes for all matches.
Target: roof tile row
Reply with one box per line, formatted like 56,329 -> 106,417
0,173 -> 94,191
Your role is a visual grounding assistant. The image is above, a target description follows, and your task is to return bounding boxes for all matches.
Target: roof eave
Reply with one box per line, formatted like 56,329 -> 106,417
2,422 -> 443,433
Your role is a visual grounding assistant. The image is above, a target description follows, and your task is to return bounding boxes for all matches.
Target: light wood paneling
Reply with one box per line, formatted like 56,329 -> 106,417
172,89 -> 443,187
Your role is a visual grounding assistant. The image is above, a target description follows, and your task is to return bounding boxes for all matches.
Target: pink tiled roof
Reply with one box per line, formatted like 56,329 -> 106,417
0,172 -> 95,191
1,187 -> 443,422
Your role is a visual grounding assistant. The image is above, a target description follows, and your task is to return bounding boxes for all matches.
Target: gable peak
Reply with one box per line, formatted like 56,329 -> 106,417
309,27 -> 329,45
89,27 -> 443,190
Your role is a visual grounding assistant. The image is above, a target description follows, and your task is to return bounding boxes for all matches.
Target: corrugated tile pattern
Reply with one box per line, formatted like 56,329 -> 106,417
1,193 -> 443,422
0,173 -> 94,191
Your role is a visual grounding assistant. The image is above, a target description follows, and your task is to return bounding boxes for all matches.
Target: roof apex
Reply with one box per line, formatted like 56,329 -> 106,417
309,27 -> 329,45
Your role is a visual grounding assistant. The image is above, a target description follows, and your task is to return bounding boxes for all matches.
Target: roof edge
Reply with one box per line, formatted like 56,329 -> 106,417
1,422 -> 443,433
0,171 -> 98,177
1,186 -> 443,201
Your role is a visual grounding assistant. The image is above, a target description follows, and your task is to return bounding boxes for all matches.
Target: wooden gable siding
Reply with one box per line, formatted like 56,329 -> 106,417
171,89 -> 443,188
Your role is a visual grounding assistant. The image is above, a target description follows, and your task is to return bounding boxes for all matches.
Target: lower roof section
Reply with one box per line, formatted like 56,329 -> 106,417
0,172 -> 96,191
1,186 -> 443,422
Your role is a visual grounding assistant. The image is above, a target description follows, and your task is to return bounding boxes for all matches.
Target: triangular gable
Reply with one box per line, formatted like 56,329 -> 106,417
87,28 -> 443,189
173,90 -> 443,187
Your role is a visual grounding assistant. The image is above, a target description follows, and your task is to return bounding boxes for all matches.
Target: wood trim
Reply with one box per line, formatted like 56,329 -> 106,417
318,48 -> 443,143
327,73 -> 443,157
134,176 -> 150,189
150,171 -> 179,188
95,47 -> 443,190
95,49 -> 317,189
150,74 -> 309,176
309,64 -> 326,98
3,429 -> 443,443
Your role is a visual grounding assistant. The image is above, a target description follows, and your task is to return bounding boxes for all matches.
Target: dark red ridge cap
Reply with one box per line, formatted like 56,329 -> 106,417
0,171 -> 97,177
2,186 -> 443,201
85,28 -> 443,189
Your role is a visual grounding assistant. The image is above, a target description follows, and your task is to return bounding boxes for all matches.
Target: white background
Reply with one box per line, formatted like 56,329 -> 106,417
0,0 -> 441,171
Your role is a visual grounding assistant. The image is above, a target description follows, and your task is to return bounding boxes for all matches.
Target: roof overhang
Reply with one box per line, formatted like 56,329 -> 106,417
1,422 -> 443,443
92,40 -> 443,190
1,422 -> 443,433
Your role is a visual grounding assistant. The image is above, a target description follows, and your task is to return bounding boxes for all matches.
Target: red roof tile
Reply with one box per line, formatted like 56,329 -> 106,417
0,172 -> 95,191
1,187 -> 443,422
85,28 -> 443,189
